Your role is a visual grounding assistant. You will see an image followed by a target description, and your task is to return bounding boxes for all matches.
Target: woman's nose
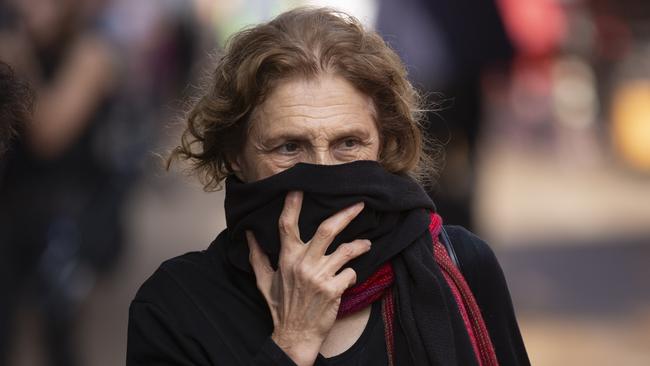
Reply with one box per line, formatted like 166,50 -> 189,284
310,149 -> 337,165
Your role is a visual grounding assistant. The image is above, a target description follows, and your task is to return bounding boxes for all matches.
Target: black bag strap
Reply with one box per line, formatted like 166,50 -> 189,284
439,226 -> 462,271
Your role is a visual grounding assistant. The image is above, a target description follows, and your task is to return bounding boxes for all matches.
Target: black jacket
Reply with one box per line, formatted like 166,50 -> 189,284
127,225 -> 529,365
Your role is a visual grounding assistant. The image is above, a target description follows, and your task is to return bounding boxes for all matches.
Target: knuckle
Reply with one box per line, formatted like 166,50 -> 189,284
337,244 -> 354,258
343,268 -> 357,285
293,263 -> 311,279
278,216 -> 293,235
349,270 -> 358,284
316,223 -> 335,240
320,283 -> 340,299
249,251 -> 261,266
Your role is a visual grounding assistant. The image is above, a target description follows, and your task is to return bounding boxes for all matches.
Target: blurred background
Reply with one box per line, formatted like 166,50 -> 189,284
0,0 -> 649,365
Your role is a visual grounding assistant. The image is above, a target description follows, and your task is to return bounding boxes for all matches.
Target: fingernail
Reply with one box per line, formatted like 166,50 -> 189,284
290,190 -> 303,199
245,230 -> 253,243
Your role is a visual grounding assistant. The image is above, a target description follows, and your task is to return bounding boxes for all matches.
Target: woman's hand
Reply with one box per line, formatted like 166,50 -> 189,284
246,191 -> 371,366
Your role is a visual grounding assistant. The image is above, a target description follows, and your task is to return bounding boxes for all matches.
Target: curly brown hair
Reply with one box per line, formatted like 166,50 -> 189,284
170,7 -> 439,190
0,61 -> 34,157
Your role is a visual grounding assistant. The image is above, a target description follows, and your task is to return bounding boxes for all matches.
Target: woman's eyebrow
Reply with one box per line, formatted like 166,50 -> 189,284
264,127 -> 371,143
329,128 -> 372,140
262,133 -> 310,144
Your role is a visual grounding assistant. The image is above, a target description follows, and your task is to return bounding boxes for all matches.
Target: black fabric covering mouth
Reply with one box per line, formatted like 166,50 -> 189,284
223,160 -> 480,365
224,160 -> 435,283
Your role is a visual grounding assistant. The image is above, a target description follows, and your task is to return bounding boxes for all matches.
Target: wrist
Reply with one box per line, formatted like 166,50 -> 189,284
271,330 -> 323,366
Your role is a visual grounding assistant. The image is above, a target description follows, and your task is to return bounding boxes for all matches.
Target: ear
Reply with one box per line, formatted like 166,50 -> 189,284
229,155 -> 246,181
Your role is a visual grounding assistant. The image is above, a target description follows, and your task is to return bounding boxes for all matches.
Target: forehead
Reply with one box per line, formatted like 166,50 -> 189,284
250,74 -> 377,132
269,74 -> 372,106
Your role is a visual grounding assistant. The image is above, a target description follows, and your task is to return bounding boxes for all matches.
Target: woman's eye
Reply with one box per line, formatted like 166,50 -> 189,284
278,142 -> 300,154
340,139 -> 359,149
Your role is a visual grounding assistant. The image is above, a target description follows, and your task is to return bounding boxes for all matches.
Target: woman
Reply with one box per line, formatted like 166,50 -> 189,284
127,7 -> 529,366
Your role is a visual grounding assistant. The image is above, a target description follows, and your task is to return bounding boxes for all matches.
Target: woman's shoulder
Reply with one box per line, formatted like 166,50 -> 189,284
132,232 -> 234,301
442,225 -> 508,298
127,238 -> 274,365
131,247 -> 216,306
443,225 -> 500,272
131,233 -> 258,312
442,226 -> 531,365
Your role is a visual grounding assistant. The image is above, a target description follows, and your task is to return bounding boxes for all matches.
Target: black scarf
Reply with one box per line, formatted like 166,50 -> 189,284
224,160 -> 479,365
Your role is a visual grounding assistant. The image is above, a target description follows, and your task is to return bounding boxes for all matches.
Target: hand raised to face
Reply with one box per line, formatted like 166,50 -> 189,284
246,191 -> 371,366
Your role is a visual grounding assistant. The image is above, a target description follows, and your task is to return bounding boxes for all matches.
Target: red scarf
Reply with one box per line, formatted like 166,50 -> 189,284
338,213 -> 499,366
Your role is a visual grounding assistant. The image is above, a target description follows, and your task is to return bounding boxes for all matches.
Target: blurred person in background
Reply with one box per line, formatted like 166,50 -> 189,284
0,0 -> 127,365
0,0 -> 208,363
95,0 -> 209,182
128,8 -> 529,366
375,0 -> 513,230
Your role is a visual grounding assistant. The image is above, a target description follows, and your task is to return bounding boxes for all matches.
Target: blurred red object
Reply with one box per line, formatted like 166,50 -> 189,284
497,0 -> 567,57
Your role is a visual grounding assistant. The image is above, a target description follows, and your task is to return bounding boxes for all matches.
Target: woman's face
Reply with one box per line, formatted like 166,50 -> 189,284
233,74 -> 381,182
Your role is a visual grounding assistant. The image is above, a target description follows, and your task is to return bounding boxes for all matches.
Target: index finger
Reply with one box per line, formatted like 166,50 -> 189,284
306,201 -> 365,258
277,191 -> 303,245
